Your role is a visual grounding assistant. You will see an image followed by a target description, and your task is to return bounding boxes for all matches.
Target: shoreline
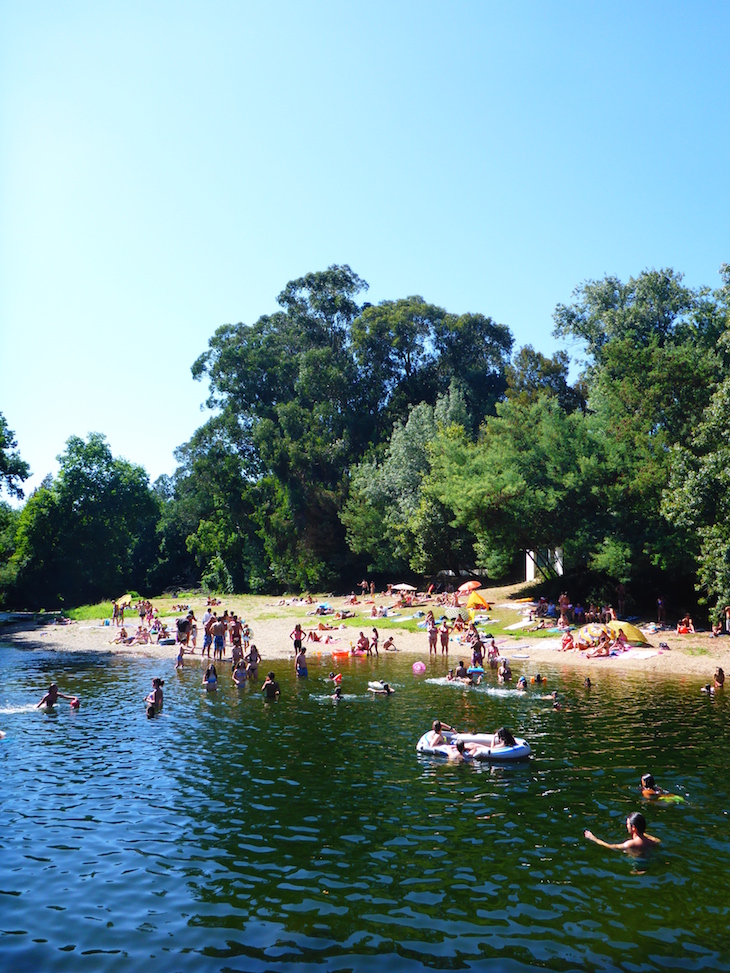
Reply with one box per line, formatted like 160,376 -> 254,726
2,608 -> 729,684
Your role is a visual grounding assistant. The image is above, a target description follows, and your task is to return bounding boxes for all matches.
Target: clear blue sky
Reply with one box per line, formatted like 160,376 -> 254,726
2,1 -> 728,498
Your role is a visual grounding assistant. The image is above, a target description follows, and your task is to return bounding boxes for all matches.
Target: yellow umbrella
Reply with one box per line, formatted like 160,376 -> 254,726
117,593 -> 138,606
606,620 -> 650,645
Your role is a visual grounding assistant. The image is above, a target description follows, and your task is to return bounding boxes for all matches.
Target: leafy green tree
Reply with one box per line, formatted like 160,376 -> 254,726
663,267 -> 730,616
553,267 -> 725,582
10,434 -> 159,607
506,345 -> 586,413
0,413 -> 30,498
428,394 -> 600,578
342,384 -> 476,575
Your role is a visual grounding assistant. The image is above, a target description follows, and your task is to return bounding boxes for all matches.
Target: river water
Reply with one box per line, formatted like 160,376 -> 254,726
1,644 -> 729,972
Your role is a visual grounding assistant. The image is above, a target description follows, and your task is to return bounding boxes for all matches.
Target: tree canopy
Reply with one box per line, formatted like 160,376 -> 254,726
3,263 -> 730,620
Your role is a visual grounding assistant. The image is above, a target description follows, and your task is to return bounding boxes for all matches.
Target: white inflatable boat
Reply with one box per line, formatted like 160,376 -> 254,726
416,730 -> 531,761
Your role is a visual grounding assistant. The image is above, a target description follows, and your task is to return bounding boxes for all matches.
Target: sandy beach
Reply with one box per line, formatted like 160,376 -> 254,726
3,588 -> 729,683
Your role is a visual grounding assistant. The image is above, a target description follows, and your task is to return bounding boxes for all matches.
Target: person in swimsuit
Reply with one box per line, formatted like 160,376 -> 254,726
295,646 -> 308,678
232,661 -> 247,686
262,672 -> 280,700
246,644 -> 261,680
146,677 -> 164,712
203,664 -> 218,691
290,624 -> 304,652
370,628 -> 379,657
37,683 -> 76,708
584,811 -> 660,854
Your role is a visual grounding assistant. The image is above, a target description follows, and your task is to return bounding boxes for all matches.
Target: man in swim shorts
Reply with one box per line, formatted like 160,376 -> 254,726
212,616 -> 226,660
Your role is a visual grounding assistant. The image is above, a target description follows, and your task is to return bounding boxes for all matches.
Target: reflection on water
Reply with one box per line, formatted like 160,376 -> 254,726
1,644 -> 729,971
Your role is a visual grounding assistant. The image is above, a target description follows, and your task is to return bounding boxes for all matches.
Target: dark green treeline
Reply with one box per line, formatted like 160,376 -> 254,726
2,263 -> 730,619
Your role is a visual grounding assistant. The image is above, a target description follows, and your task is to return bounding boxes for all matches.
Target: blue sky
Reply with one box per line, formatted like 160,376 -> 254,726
1,1 -> 729,498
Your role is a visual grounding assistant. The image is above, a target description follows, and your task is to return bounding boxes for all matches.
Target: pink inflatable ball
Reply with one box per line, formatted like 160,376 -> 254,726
412,661 -> 427,675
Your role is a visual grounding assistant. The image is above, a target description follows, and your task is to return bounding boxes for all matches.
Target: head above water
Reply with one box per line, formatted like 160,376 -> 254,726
627,811 -> 647,835
641,774 -> 655,789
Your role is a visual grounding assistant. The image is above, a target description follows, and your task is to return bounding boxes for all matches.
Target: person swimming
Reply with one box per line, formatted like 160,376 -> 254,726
584,811 -> 660,855
37,683 -> 77,709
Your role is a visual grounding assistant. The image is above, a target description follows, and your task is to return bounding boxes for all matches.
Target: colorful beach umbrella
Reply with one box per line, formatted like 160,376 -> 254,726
579,623 -> 610,643
457,580 -> 483,593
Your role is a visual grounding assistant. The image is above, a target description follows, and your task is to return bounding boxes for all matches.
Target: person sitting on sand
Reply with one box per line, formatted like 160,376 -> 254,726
715,667 -> 725,688
560,632 -> 575,652
262,671 -> 280,700
112,627 -> 129,644
203,664 -> 218,691
676,614 -> 695,635
383,636 -> 397,651
587,634 -> 611,658
37,683 -> 76,708
307,630 -> 321,642
584,811 -> 660,855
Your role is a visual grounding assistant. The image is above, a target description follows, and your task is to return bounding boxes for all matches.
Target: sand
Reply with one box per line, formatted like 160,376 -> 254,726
3,590 -> 729,684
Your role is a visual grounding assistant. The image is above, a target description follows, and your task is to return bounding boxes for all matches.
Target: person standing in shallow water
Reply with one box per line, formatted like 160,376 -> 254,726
295,645 -> 308,678
262,671 -> 280,700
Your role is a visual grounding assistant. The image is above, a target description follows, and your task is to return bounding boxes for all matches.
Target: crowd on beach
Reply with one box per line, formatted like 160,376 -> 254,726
30,576 -> 729,863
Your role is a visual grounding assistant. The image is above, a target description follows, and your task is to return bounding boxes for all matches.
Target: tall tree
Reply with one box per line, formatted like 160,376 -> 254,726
10,434 -> 159,607
0,413 -> 30,499
553,267 -> 725,581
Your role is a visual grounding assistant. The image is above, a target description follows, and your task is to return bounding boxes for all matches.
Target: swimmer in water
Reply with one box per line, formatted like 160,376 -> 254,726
331,686 -> 343,701
584,811 -> 660,854
37,684 -> 77,708
203,664 -> 218,691
145,677 -> 164,712
516,676 -> 528,691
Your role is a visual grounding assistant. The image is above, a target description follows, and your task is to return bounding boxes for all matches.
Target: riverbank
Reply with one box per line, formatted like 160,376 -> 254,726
2,589 -> 728,682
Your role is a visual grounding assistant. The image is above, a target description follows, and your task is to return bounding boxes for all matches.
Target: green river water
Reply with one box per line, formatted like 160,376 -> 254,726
1,643 -> 728,972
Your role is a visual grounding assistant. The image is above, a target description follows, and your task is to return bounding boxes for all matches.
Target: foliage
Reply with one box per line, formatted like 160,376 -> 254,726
201,554 -> 234,595
9,434 -> 159,608
0,413 -> 30,499
663,271 -> 730,617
